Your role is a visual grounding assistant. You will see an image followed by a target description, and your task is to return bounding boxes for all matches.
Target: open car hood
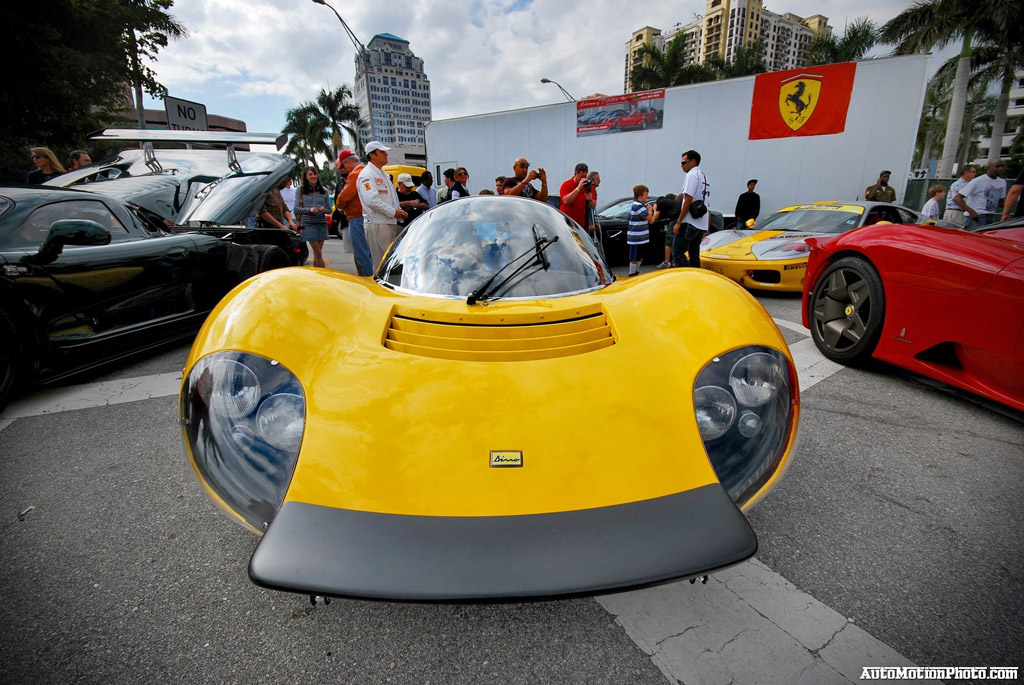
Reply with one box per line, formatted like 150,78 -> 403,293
45,135 -> 294,225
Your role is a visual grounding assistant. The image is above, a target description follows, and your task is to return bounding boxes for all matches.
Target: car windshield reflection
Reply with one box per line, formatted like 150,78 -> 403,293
376,196 -> 613,299
755,209 -> 862,234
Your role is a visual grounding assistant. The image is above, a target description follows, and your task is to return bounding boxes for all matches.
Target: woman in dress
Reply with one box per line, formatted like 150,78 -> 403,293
27,147 -> 65,184
292,167 -> 331,268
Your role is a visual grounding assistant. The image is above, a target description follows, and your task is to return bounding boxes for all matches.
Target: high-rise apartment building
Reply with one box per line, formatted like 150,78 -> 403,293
625,1 -> 832,93
353,33 -> 431,164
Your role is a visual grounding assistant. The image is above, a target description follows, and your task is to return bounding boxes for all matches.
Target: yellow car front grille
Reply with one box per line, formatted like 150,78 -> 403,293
384,304 -> 615,361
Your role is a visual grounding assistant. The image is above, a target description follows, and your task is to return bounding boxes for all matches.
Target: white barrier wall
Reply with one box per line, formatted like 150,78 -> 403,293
425,54 -> 930,214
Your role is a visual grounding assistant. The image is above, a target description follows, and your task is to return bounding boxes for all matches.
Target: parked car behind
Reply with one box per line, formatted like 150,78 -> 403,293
2,129 -> 311,408
594,196 -> 731,266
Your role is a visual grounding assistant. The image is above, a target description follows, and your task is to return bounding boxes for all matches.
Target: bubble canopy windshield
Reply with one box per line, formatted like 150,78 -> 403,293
375,196 -> 614,300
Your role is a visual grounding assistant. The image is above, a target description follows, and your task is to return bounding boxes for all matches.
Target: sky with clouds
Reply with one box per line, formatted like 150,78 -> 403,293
144,0 -> 955,141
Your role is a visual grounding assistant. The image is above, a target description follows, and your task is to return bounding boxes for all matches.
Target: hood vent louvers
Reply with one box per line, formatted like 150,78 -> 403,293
384,305 -> 615,361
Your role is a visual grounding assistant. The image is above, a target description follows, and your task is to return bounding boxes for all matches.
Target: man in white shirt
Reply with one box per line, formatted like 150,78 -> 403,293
671,149 -> 710,268
953,159 -> 1006,228
279,177 -> 296,210
943,165 -> 975,223
356,141 -> 407,271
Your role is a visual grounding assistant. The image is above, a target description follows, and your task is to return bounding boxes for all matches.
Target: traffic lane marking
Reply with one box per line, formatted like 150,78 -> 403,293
599,559 -> 940,685
0,371 -> 182,433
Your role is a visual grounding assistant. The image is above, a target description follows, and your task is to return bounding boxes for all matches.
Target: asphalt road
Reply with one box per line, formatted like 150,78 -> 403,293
1,241 -> 1021,684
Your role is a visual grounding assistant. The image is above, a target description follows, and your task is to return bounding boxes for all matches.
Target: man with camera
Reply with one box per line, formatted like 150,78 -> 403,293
559,162 -> 591,227
671,150 -> 710,268
501,157 -> 548,201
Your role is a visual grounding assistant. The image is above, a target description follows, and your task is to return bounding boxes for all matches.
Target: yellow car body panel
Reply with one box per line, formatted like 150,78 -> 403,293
703,230 -> 807,292
702,204 -> 867,292
183,267 -> 795,521
382,164 -> 427,187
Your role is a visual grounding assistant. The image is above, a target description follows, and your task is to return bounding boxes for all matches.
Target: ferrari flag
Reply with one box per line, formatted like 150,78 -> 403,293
749,62 -> 856,139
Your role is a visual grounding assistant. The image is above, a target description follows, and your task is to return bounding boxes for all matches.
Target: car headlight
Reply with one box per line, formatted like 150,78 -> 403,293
693,346 -> 795,508
180,352 -> 305,532
754,239 -> 811,260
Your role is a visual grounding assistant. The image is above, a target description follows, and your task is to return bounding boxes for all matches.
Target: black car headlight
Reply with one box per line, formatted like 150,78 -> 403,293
693,346 -> 795,508
180,352 -> 305,532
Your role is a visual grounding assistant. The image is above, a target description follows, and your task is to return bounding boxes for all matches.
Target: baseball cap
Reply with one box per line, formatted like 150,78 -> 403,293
336,149 -> 356,168
364,141 -> 391,155
396,172 -> 414,188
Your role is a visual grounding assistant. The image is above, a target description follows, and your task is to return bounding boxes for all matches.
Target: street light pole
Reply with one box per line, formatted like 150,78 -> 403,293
311,0 -> 375,148
541,78 -> 576,102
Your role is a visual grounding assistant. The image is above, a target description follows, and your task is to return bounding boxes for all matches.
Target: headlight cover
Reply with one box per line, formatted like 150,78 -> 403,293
693,346 -> 795,508
180,352 -> 305,532
754,239 -> 812,261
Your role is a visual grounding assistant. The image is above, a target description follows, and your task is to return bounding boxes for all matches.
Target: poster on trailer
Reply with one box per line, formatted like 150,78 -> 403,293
576,89 -> 665,137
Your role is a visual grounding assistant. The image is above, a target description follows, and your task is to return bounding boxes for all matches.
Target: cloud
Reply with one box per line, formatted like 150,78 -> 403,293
146,0 -> 926,134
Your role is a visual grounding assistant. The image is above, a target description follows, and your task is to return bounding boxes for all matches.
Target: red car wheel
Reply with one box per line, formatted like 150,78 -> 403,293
809,256 -> 886,365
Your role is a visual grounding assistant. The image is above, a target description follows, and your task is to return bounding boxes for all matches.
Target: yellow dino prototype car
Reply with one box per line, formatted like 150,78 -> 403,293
179,196 -> 799,601
700,201 -> 940,292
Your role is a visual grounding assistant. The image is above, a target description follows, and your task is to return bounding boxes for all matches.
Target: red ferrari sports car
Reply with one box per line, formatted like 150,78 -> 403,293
802,217 -> 1024,412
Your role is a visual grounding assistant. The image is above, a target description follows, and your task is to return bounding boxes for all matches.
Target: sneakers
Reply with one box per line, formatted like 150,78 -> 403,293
656,261 -> 671,269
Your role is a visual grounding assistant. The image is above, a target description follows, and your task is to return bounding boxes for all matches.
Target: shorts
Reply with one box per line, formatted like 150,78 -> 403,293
628,243 -> 646,262
664,228 -> 674,247
301,224 -> 328,242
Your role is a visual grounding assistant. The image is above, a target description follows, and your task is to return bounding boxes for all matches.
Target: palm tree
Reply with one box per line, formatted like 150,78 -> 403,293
119,0 -> 189,129
314,85 -> 364,161
707,40 -> 767,79
630,32 -> 715,90
880,0 -> 1023,177
805,17 -> 878,66
915,71 -> 952,169
282,104 -> 328,172
966,44 -> 1024,165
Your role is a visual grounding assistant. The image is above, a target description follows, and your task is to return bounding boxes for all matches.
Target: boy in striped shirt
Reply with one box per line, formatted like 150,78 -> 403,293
628,184 -> 660,276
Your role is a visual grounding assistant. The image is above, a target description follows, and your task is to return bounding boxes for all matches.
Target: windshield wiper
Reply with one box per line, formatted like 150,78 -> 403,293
466,226 -> 559,305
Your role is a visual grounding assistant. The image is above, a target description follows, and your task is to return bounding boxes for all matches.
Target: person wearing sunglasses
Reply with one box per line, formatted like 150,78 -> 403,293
450,167 -> 471,200
27,147 -> 65,184
501,158 -> 548,201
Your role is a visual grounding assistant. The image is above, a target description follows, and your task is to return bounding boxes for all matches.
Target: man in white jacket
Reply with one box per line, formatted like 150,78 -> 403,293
357,141 -> 407,271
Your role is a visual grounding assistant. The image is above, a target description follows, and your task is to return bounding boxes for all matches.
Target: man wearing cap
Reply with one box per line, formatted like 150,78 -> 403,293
336,149 -> 373,276
396,172 -> 428,227
356,141 -> 407,271
865,171 -> 896,203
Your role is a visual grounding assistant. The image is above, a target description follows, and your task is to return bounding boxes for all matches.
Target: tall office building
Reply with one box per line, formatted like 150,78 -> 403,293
625,1 -> 831,93
353,33 -> 431,165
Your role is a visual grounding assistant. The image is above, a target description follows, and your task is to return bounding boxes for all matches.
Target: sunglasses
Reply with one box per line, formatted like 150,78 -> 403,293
32,154 -> 44,159
517,162 -> 530,168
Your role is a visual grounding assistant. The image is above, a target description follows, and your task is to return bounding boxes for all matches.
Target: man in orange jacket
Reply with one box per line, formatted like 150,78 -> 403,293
336,150 -> 373,276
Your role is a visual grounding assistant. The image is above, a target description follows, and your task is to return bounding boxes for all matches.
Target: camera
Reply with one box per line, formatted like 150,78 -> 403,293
583,181 -> 593,191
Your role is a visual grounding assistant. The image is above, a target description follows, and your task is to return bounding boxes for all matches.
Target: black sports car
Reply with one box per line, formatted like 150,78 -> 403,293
1,136 -> 306,408
594,196 -> 734,266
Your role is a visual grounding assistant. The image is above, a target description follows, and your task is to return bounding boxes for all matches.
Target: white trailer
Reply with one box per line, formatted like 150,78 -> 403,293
425,54 -> 929,215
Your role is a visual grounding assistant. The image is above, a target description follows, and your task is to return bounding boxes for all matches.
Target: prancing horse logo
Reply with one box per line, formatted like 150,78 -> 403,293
778,73 -> 823,131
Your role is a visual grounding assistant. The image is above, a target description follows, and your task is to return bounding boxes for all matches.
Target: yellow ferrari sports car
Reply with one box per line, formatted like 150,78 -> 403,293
179,196 -> 799,601
700,201 -> 939,292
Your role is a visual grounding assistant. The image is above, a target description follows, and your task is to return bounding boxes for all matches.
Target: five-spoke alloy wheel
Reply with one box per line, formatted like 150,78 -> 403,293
809,256 -> 886,365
